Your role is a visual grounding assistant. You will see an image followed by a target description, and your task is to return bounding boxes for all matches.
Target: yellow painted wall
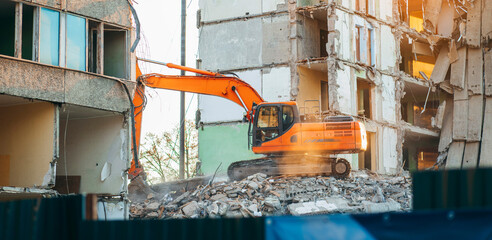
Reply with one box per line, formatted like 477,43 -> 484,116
297,66 -> 328,115
0,102 -> 55,187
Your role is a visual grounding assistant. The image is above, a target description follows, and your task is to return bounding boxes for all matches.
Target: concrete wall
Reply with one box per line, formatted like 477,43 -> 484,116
199,14 -> 290,71
199,67 -> 290,123
297,66 -> 327,108
0,102 -> 55,187
58,114 -> 128,194
199,0 -> 286,22
0,57 -> 132,113
22,0 -> 132,27
198,123 -> 260,175
381,74 -> 396,123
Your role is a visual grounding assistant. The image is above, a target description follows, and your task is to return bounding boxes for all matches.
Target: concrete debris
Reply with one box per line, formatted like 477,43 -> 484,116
130,171 -> 412,219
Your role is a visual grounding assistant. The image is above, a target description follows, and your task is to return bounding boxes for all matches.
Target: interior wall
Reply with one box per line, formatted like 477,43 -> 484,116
104,29 -> 127,79
0,102 -> 55,187
58,114 -> 128,194
297,66 -> 327,114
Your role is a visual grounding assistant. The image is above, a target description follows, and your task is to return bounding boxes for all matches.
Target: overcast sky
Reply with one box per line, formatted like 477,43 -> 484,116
133,0 -> 199,141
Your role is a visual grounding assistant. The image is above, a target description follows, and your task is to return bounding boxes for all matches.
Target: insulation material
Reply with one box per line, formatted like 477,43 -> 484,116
445,141 -> 465,169
199,70 -> 262,123
467,48 -> 483,95
465,0 -> 482,48
380,25 -> 397,71
262,67 -> 291,102
423,0 -> 442,33
430,45 -> 450,84
485,50 -> 492,96
336,67 -> 354,115
466,95 -> 483,142
479,98 -> 492,167
381,75 -> 396,123
450,47 -> 467,89
198,0 -> 262,22
438,99 -> 453,152
381,127 -> 398,174
462,142 -> 480,168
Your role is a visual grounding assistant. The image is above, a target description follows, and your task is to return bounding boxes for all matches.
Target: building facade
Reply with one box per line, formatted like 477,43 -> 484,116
0,0 -> 136,219
196,0 -> 459,175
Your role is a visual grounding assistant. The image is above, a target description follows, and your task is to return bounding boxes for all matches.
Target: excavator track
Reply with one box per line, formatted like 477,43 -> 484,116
227,155 -> 351,181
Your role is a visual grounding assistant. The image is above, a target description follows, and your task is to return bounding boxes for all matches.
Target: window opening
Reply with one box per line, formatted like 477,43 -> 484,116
282,106 -> 294,132
256,106 -> 279,142
104,25 -> 127,78
0,1 -> 16,57
66,14 -> 86,71
22,4 -> 35,60
39,8 -> 60,66
357,79 -> 372,119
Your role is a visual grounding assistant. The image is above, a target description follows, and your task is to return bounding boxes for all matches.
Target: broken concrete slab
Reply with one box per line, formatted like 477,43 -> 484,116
466,0 -> 482,48
438,99 -> 453,152
467,95 -> 483,142
450,47 -> 466,89
363,199 -> 401,213
485,50 -> 492,96
452,99 -> 468,140
423,0 -> 442,33
479,98 -> 492,167
430,45 -> 450,84
462,142 -> 480,168
288,197 -> 353,216
182,201 -> 200,217
467,48 -> 483,95
446,141 -> 465,169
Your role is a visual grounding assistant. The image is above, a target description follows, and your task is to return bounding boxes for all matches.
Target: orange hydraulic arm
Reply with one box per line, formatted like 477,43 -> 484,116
129,61 -> 264,177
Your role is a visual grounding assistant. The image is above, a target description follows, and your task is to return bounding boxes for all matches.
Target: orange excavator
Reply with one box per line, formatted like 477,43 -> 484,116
129,60 -> 367,180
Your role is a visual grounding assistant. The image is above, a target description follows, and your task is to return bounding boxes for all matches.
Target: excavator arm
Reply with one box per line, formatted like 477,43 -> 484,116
129,62 -> 264,177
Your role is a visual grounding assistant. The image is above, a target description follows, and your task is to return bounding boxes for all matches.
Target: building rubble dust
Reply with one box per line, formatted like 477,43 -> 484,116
130,170 -> 412,219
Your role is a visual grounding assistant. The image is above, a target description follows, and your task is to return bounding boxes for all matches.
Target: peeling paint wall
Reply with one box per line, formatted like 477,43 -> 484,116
58,114 -> 128,194
0,102 -> 55,187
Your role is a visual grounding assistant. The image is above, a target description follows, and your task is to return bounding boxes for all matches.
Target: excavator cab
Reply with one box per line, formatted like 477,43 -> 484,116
251,102 -> 300,147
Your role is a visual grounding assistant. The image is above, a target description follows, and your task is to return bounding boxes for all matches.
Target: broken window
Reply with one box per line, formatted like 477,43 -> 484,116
66,14 -> 86,71
39,8 -> 60,66
104,25 -> 127,78
357,79 -> 372,119
0,1 -> 16,57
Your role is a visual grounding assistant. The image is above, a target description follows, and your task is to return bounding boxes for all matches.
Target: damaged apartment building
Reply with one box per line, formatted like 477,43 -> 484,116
196,0 -> 490,175
0,0 -> 136,219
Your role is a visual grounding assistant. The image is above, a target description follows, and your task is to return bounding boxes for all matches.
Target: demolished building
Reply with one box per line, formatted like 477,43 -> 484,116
195,0 -> 490,175
0,0 -> 136,219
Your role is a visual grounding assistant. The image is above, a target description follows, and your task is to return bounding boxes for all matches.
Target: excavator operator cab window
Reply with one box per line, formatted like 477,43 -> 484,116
255,106 -> 279,142
282,105 -> 294,132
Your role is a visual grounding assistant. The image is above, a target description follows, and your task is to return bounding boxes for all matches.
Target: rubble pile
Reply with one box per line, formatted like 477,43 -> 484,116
130,170 -> 412,219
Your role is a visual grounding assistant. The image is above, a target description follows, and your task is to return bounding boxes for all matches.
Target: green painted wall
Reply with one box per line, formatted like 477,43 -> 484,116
198,123 -> 261,175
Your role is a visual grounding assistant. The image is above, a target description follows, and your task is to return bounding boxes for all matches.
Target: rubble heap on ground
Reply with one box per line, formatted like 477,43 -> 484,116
130,170 -> 412,219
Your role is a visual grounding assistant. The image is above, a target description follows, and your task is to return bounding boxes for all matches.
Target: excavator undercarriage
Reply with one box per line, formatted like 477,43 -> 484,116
227,155 -> 351,181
